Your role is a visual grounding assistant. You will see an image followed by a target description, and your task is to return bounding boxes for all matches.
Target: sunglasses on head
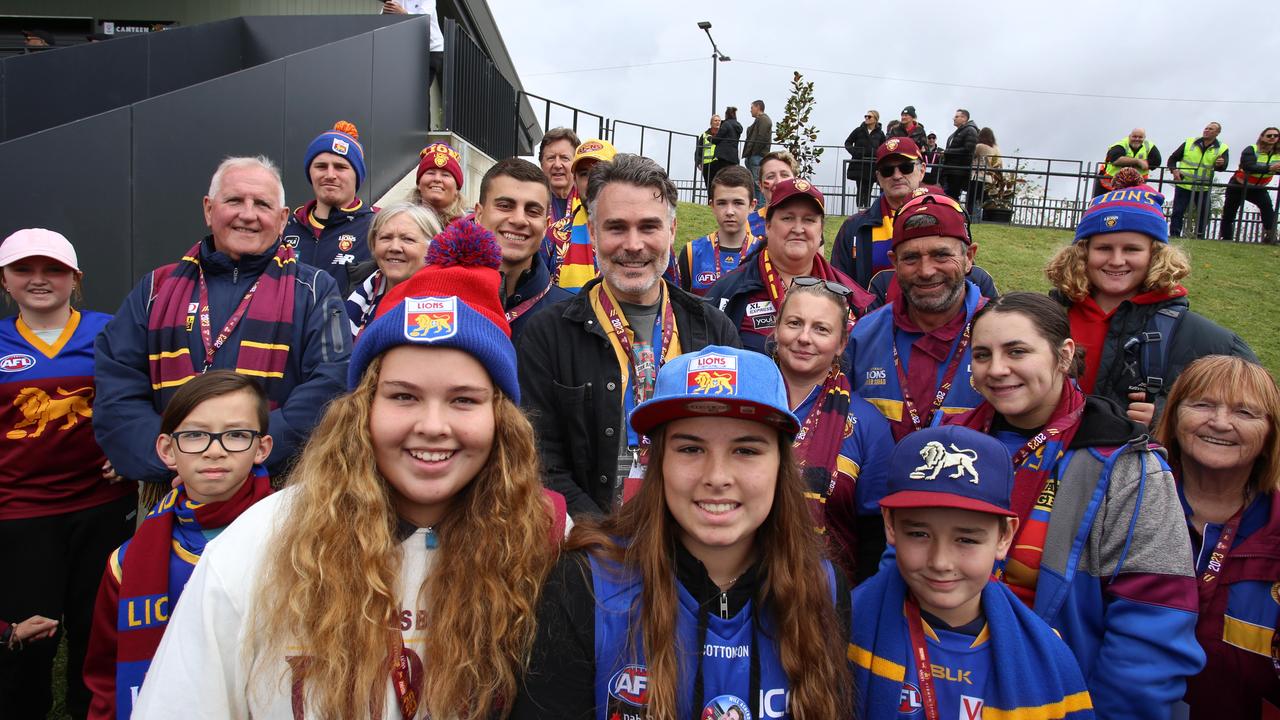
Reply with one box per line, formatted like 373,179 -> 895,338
790,276 -> 852,298
877,160 -> 916,178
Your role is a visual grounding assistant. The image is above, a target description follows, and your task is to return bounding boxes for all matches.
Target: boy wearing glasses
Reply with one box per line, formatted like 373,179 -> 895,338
84,371 -> 273,719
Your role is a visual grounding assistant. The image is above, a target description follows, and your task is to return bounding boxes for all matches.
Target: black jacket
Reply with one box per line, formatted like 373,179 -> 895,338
516,278 -> 740,518
889,121 -> 928,150
943,120 -> 979,177
712,118 -> 743,164
844,123 -> 885,174
1051,290 -> 1258,425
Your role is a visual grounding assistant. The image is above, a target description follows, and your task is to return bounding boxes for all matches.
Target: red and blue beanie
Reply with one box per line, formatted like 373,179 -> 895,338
304,121 -> 367,190
348,219 -> 517,400
1075,181 -> 1168,245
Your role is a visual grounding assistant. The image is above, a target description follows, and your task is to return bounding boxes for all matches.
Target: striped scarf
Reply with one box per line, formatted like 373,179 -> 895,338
146,240 -> 297,408
113,467 -> 272,718
793,367 -> 853,531
552,188 -> 597,293
851,567 -> 1094,719
346,268 -> 388,338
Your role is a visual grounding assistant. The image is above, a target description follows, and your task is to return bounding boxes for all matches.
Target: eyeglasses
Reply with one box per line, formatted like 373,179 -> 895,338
790,276 -> 852,298
877,160 -> 917,178
170,429 -> 262,454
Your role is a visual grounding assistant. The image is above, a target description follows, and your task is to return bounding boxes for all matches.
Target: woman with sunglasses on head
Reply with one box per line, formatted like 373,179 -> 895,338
1220,127 -> 1280,244
0,229 -> 135,719
948,291 -> 1204,719
771,277 -> 891,582
1046,169 -> 1256,428
1155,356 -> 1280,719
133,221 -> 565,719
511,345 -> 852,720
705,178 -> 874,356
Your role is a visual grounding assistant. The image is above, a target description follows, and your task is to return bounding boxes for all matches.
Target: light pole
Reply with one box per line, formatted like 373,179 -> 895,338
697,21 -> 730,118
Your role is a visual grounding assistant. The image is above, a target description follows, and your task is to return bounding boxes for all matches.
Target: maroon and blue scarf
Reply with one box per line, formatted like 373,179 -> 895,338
146,241 -> 298,408
793,367 -> 853,529
114,466 -> 272,718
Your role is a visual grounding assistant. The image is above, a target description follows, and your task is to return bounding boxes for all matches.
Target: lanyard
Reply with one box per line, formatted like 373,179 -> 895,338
390,641 -> 419,719
890,321 -> 972,432
197,267 -> 262,372
1198,502 -> 1246,595
904,596 -> 942,720
597,285 -> 675,450
504,276 -> 552,324
710,231 -> 755,280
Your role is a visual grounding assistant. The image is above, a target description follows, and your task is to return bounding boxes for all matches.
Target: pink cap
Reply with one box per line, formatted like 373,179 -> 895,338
0,229 -> 81,273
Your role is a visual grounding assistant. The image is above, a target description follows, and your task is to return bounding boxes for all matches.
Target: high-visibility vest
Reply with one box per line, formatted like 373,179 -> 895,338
1103,139 -> 1154,180
698,132 -> 715,165
1175,137 -> 1228,190
1232,144 -> 1280,186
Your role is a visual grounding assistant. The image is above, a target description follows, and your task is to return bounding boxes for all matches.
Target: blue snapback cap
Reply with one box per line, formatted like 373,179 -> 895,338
629,345 -> 800,437
880,426 -> 1017,517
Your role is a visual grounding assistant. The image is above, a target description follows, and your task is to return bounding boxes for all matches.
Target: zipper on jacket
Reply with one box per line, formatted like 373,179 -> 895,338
233,267 -> 239,284
719,592 -> 729,619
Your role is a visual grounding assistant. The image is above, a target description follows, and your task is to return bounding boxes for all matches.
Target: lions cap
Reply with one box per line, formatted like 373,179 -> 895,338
880,426 -> 1017,517
629,345 -> 800,437
767,177 -> 824,215
875,137 -> 922,165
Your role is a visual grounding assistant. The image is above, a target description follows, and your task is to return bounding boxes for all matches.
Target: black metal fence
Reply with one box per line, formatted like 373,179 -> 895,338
442,17 -> 517,161
515,93 -> 1278,243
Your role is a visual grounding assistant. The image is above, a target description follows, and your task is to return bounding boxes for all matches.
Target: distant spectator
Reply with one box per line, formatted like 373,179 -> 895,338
695,114 -> 720,197
538,127 -> 580,224
709,105 -> 742,185
1094,128 -> 1161,196
844,110 -> 886,209
941,108 -> 979,201
412,141 -> 468,226
379,1 -> 445,88
21,30 -> 54,48
921,132 -> 943,185
1167,122 -> 1229,239
1220,126 -> 1280,244
282,121 -> 376,291
970,126 -> 1002,217
742,100 -> 774,207
889,105 -> 927,148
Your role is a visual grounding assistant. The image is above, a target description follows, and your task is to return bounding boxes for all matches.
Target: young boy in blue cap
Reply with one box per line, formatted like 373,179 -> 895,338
850,425 -> 1095,720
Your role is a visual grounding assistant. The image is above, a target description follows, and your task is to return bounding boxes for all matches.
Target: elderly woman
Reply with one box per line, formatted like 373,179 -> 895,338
1045,169 -> 1256,427
412,142 -> 468,227
345,202 -> 440,337
1156,355 -> 1280,719
705,178 -> 873,354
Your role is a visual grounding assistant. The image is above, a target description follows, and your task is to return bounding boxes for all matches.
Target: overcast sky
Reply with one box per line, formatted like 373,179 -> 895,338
488,0 -> 1277,197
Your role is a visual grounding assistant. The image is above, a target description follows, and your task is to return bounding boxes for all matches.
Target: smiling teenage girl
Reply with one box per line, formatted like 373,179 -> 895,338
133,220 -> 564,719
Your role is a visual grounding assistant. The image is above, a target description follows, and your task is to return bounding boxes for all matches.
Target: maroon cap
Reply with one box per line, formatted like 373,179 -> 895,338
891,188 -> 969,249
875,137 -> 922,165
767,178 -> 824,215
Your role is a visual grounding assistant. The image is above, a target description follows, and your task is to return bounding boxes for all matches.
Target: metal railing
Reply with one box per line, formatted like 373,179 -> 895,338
443,18 -> 518,161
513,94 -> 1278,242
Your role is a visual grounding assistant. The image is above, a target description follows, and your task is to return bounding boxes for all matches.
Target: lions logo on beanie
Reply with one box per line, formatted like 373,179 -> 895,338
303,121 -> 367,190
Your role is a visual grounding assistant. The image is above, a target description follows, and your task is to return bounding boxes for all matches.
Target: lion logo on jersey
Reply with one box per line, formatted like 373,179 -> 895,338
910,441 -> 981,483
8,386 -> 94,439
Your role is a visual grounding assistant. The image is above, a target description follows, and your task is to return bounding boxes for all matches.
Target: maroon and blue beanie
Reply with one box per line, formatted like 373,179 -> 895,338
347,219 -> 518,401
304,120 -> 367,190
1074,181 -> 1168,245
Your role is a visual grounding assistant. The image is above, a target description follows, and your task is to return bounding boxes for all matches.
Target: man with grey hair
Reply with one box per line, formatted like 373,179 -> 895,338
517,154 -> 740,518
95,155 -> 350,484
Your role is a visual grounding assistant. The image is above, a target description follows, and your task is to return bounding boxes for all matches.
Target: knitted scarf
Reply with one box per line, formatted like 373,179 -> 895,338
554,188 -> 596,293
114,467 -> 272,718
948,380 -> 1086,605
851,567 -> 1095,719
146,240 -> 298,408
347,268 -> 388,338
792,367 -> 852,530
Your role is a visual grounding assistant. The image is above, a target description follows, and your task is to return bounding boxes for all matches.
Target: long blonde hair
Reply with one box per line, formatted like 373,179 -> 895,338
568,429 -> 851,719
250,354 -> 555,718
1044,238 -> 1191,302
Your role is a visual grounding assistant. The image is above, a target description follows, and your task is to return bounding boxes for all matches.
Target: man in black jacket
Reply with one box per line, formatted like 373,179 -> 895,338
941,108 -> 979,201
517,154 -> 740,518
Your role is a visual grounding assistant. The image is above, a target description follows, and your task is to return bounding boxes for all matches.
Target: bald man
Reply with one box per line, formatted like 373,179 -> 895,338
1094,128 -> 1161,196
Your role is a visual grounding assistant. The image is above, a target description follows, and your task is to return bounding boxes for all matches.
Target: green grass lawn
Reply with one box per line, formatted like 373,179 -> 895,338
675,201 -> 1280,375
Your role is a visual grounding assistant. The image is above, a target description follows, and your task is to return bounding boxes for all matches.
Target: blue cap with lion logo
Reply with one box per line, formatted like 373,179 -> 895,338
880,426 -> 1017,516
629,345 -> 799,437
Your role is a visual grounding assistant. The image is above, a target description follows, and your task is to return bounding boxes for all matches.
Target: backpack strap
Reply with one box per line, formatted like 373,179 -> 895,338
1124,305 -> 1188,397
